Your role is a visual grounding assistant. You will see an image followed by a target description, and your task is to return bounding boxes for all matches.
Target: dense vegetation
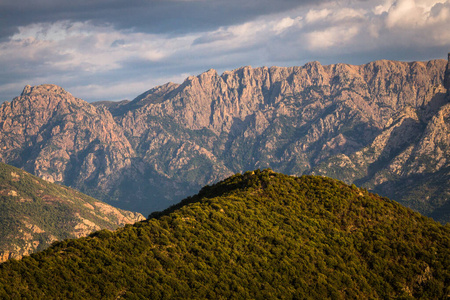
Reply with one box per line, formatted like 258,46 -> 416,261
0,169 -> 449,299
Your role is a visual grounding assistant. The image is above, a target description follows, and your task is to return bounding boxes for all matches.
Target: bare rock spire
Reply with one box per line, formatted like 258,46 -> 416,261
445,52 -> 450,90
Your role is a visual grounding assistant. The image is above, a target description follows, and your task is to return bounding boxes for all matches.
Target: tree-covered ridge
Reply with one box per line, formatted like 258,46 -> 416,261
0,163 -> 144,262
0,170 -> 449,299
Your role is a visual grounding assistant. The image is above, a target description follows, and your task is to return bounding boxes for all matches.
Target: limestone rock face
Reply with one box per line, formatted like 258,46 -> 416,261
113,59 -> 448,217
444,53 -> 450,90
0,163 -> 144,263
0,84 -> 135,199
1,57 -> 449,222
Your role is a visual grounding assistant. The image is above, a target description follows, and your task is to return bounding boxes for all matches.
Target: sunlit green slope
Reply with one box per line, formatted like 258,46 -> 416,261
0,169 -> 449,299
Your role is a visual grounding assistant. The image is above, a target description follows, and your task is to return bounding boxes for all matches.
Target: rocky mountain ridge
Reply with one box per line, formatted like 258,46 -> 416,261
0,56 -> 449,221
0,84 -> 136,201
0,162 -> 144,263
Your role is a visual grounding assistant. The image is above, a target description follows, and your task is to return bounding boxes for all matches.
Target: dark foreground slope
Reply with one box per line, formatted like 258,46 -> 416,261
0,170 -> 449,299
0,163 -> 144,263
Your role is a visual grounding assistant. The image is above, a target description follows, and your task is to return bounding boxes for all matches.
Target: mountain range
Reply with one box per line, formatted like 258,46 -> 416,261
0,162 -> 144,263
0,170 -> 448,298
0,55 -> 449,221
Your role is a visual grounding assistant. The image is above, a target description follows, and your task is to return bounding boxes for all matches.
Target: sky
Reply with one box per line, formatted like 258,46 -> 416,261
0,0 -> 449,102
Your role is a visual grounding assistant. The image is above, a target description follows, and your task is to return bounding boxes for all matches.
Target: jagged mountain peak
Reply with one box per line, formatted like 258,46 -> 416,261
118,82 -> 181,113
119,58 -> 446,132
302,60 -> 323,71
10,84 -> 89,115
0,83 -> 135,198
201,68 -> 219,77
20,84 -> 69,97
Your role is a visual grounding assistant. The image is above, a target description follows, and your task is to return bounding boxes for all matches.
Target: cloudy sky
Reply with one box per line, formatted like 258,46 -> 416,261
0,0 -> 449,102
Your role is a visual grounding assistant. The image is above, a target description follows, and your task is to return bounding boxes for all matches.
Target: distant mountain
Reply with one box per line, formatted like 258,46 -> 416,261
0,170 -> 448,298
0,84 -> 137,207
0,56 -> 449,221
0,162 -> 144,263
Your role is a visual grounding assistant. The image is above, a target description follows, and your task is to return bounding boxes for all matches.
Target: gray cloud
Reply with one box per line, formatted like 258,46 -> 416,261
0,0 -> 324,40
193,31 -> 235,45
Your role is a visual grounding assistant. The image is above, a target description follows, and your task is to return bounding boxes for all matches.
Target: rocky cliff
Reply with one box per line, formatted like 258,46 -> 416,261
0,56 -> 449,221
112,57 -> 449,220
0,162 -> 144,263
0,84 -> 135,203
444,53 -> 450,90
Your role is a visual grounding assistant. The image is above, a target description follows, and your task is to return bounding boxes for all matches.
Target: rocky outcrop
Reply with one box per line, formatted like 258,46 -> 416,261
0,162 -> 144,263
0,57 -> 449,222
444,53 -> 450,90
0,84 -> 135,199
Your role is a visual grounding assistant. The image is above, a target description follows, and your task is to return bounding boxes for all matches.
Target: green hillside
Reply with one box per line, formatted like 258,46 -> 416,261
0,163 -> 144,262
0,169 -> 449,299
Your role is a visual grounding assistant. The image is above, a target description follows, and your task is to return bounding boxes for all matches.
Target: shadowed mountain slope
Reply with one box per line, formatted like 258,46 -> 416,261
0,162 -> 144,263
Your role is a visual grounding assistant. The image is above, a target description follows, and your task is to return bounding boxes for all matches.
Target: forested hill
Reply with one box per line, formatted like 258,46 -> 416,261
0,170 -> 449,299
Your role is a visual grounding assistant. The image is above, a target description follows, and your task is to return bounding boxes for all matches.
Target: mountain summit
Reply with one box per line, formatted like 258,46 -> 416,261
0,83 -> 135,204
20,84 -> 67,97
0,57 -> 449,221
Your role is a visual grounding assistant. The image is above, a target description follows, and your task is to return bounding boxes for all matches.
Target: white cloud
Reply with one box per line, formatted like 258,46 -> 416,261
385,0 -> 449,28
305,8 -> 332,23
332,8 -> 366,22
385,0 -> 426,28
273,17 -> 302,34
6,21 -> 196,73
305,26 -> 360,50
373,0 -> 395,15
12,21 -> 83,41
306,7 -> 365,24
368,0 -> 450,48
428,2 -> 450,23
